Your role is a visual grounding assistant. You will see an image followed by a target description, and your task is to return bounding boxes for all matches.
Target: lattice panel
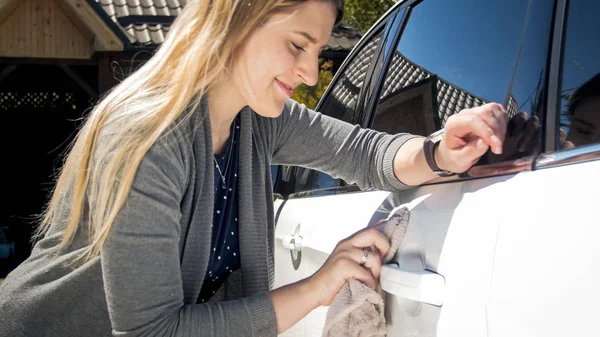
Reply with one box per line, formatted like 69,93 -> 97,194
0,92 -> 94,111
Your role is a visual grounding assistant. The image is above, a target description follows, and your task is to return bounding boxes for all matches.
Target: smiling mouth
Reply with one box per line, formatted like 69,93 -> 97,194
276,79 -> 294,97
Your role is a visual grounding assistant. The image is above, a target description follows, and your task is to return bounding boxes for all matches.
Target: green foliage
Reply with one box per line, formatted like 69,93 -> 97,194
291,60 -> 334,110
343,0 -> 396,32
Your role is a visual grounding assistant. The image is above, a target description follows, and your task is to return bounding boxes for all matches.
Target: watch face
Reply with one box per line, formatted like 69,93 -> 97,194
431,129 -> 444,142
434,170 -> 455,177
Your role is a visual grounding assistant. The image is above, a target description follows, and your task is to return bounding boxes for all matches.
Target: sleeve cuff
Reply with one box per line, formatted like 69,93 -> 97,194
382,134 -> 422,191
244,292 -> 278,337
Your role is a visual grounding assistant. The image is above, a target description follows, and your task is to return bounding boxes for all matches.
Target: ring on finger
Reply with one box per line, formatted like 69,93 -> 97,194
359,248 -> 369,267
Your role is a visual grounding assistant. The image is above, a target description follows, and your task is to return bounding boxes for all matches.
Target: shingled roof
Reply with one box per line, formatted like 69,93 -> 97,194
379,52 -> 519,126
331,46 -> 519,131
94,0 -> 361,50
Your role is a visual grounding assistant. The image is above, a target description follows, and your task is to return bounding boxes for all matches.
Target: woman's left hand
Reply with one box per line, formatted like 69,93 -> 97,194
435,103 -> 509,173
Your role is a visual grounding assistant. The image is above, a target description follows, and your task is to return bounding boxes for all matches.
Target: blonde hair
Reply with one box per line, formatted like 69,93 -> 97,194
35,0 -> 344,262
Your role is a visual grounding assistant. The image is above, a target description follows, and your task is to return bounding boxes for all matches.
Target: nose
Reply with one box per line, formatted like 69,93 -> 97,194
295,53 -> 320,87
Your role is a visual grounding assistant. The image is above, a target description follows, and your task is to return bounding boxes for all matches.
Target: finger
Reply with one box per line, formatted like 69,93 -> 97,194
508,111 -> 528,138
340,258 -> 377,289
350,228 -> 390,258
349,247 -> 383,280
561,140 -> 575,150
559,129 -> 576,149
560,128 -> 567,141
559,128 -> 569,143
452,114 -> 502,154
490,105 -> 509,141
518,115 -> 540,152
459,138 -> 489,162
480,108 -> 506,145
530,126 -> 542,153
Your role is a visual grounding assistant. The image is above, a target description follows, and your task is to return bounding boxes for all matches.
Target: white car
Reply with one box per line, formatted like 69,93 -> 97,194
272,0 -> 600,336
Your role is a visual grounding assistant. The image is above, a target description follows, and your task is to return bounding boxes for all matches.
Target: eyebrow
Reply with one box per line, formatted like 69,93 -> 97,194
293,31 -> 328,49
294,31 -> 317,43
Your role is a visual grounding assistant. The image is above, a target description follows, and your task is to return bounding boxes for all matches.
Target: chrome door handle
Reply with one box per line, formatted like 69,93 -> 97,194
281,223 -> 303,252
380,263 -> 446,306
282,234 -> 303,252
280,224 -> 303,270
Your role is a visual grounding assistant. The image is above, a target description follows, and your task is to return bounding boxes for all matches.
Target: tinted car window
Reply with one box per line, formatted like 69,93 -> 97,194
559,0 -> 600,148
370,0 -> 554,164
288,25 -> 388,194
319,26 -> 386,124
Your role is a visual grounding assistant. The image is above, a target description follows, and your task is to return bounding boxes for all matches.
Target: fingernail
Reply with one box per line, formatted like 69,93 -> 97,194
491,135 -> 501,146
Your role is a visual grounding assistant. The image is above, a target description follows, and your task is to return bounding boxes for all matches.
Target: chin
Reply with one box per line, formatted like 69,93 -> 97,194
252,101 -> 286,118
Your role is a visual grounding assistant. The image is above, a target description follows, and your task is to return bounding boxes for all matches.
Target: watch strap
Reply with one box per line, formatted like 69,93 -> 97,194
424,130 -> 456,177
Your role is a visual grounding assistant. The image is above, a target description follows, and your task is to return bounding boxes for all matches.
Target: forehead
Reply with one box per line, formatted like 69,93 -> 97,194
265,1 -> 337,42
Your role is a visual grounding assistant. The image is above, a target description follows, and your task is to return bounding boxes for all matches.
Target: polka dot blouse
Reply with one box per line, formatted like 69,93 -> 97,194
198,115 -> 242,303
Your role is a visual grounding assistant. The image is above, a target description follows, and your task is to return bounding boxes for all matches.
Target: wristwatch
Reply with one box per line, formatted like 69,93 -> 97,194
423,129 -> 456,177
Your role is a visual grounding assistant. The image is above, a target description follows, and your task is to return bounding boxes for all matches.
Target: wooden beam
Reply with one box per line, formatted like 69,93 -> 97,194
59,64 -> 98,98
0,64 -> 17,85
54,0 -> 94,42
60,0 -> 125,52
1,0 -> 94,59
0,0 -> 20,24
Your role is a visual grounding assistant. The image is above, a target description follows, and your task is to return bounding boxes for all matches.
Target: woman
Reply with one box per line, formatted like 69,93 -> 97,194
0,0 -> 507,336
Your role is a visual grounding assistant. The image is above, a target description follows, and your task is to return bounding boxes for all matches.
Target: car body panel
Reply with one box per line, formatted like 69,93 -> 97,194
486,160 -> 599,337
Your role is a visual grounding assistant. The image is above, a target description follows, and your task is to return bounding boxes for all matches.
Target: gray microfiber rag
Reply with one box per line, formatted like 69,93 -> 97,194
322,207 -> 410,337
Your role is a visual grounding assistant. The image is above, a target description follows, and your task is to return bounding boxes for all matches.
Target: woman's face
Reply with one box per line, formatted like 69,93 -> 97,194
232,0 -> 337,117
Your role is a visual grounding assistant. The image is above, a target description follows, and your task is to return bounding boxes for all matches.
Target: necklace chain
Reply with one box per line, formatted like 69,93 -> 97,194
214,119 -> 236,189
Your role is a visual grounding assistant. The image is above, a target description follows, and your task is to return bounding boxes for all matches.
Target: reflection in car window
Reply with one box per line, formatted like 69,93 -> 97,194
291,26 -> 387,194
370,0 -> 554,164
319,27 -> 386,124
559,0 -> 599,148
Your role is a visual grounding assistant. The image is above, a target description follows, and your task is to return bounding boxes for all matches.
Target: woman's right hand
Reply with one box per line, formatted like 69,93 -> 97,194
306,227 -> 391,306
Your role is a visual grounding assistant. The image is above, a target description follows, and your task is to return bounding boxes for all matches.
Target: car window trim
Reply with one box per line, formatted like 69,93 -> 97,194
546,0 -> 568,152
314,9 -> 397,115
361,2 -> 418,127
354,8 -> 407,121
534,143 -> 600,170
287,184 -> 363,200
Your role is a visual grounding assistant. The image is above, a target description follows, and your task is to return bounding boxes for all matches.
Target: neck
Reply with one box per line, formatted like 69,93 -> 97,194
207,76 -> 246,154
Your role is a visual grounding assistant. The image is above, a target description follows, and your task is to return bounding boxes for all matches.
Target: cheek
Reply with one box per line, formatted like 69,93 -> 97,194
261,44 -> 295,76
275,49 -> 295,73
245,50 -> 276,87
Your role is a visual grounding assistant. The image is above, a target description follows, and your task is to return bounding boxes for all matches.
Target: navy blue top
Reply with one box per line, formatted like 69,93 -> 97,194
198,115 -> 242,303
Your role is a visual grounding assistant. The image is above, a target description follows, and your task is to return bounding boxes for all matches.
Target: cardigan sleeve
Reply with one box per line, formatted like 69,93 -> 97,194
269,99 -> 420,191
98,127 -> 277,337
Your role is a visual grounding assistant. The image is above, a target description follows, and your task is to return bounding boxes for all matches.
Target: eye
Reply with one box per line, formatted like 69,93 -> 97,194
290,42 -> 305,52
575,127 -> 593,136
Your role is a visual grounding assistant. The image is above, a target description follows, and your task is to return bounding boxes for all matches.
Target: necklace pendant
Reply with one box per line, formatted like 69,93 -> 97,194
221,177 -> 227,189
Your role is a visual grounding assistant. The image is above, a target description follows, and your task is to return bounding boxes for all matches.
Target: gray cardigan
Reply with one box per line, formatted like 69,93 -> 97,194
0,98 -> 414,337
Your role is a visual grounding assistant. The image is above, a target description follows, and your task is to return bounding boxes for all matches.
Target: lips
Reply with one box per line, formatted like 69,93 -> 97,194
276,79 -> 294,97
